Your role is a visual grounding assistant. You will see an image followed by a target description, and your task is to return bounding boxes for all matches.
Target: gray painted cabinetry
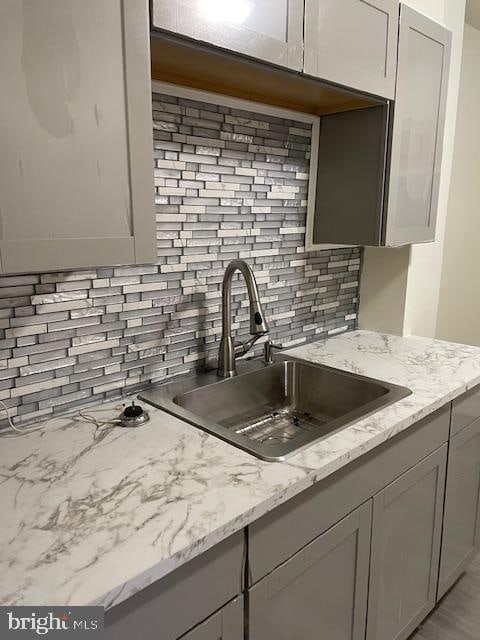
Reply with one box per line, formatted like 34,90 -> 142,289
304,0 -> 399,99
249,502 -> 372,640
250,445 -> 448,640
439,417 -> 480,598
450,384 -> 480,436
310,105 -> 389,247
367,446 -> 448,640
180,597 -> 243,640
153,0 -> 399,99
104,532 -> 244,640
151,0 -> 304,71
384,4 -> 451,246
308,4 -> 452,248
248,407 -> 450,640
0,0 -> 156,274
248,405 -> 450,583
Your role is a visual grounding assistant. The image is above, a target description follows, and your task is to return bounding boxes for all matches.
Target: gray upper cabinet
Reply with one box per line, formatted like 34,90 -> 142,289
249,502 -> 372,640
384,4 -> 451,246
367,445 -> 447,640
308,105 -> 390,248
306,4 -> 451,249
0,0 -> 156,274
304,0 -> 399,99
151,0 -> 304,71
438,418 -> 480,599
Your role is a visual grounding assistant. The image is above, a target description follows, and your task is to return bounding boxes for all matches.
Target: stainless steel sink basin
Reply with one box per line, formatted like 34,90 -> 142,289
139,358 -> 411,461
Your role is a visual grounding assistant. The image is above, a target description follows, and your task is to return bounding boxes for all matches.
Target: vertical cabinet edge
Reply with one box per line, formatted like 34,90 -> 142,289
124,0 -> 157,265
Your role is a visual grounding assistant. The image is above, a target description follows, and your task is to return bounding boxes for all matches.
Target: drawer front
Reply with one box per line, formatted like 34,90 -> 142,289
249,502 -> 372,640
104,532 -> 244,640
451,384 -> 480,436
249,405 -> 450,584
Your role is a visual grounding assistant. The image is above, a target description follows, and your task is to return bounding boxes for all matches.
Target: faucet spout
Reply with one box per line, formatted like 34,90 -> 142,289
217,259 -> 269,378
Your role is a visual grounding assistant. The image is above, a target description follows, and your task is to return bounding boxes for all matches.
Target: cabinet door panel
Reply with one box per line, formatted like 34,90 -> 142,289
249,502 -> 372,640
0,0 -> 156,273
385,4 -> 451,246
152,0 -> 304,71
180,596 -> 243,640
438,418 -> 480,598
309,105 -> 389,247
304,0 -> 398,99
367,445 -> 447,640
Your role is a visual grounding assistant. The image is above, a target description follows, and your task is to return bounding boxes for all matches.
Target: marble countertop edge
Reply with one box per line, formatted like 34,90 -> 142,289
3,330 -> 480,610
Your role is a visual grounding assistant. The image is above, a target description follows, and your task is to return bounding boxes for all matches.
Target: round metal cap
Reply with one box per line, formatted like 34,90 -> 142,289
119,401 -> 150,428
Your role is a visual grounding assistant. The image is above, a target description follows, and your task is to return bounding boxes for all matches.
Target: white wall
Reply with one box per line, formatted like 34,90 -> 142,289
359,0 -> 466,337
358,247 -> 410,335
436,23 -> 480,345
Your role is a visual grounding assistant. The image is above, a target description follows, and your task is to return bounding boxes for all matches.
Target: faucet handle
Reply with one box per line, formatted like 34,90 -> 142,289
264,339 -> 284,364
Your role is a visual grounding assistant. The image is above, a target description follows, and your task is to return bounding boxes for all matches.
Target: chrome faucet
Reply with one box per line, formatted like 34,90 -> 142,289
217,259 -> 269,378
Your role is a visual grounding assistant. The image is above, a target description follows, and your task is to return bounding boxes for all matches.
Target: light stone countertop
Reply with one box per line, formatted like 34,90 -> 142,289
2,330 -> 480,609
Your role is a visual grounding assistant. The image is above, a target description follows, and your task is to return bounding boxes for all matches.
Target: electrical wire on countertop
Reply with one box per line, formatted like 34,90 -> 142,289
0,399 -> 123,435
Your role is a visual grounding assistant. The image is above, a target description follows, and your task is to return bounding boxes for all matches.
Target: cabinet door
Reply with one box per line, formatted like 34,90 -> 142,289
438,418 -> 480,599
0,0 -> 156,274
367,445 -> 447,640
249,502 -> 372,640
304,0 -> 399,99
384,5 -> 451,246
152,0 -> 303,71
180,596 -> 243,640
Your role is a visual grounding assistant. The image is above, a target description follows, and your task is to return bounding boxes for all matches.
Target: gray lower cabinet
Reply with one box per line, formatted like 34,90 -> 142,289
248,405 -> 450,584
366,445 -> 448,640
304,0 -> 399,99
248,501 -> 372,640
104,532 -> 244,640
450,384 -> 480,436
151,0 -> 304,72
438,417 -> 480,599
0,0 -> 156,274
180,596 -> 243,640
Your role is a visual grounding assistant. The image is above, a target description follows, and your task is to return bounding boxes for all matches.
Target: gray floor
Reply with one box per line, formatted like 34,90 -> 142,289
410,554 -> 480,640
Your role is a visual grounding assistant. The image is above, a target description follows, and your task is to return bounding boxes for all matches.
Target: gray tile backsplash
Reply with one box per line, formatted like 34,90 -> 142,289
0,91 -> 361,427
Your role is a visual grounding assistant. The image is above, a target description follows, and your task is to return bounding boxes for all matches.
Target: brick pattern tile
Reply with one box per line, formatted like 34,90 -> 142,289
0,92 -> 362,426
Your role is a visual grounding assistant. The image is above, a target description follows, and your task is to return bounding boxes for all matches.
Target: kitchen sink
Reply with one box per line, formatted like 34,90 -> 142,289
139,359 -> 411,461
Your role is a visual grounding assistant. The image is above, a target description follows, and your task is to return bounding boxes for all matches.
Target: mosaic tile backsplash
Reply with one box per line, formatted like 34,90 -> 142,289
0,91 -> 361,427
